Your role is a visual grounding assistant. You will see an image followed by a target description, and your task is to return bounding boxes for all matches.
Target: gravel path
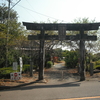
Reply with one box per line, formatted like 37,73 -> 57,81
44,63 -> 80,83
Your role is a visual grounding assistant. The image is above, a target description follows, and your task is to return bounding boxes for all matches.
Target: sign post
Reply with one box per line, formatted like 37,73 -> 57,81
19,57 -> 23,73
11,62 -> 22,81
10,72 -> 22,81
13,62 -> 18,71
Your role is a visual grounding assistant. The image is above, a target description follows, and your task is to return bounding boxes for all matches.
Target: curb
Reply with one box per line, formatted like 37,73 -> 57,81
0,79 -> 47,91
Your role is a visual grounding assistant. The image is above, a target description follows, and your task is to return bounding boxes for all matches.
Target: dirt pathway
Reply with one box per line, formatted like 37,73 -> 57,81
44,62 -> 80,83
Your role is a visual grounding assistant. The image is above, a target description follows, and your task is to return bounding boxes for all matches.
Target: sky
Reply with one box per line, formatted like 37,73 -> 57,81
1,0 -> 100,23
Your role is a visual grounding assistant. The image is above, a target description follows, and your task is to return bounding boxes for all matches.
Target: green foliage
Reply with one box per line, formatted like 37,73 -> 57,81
95,60 -> 100,65
46,61 -> 53,68
0,67 -> 13,73
94,65 -> 100,69
0,4 -> 18,23
0,67 -> 19,79
73,17 -> 96,24
23,64 -> 38,72
85,52 -> 100,70
62,50 -> 67,57
64,50 -> 78,68
53,48 -> 63,60
23,64 -> 30,72
92,53 -> 100,61
93,60 -> 100,69
0,4 -> 29,68
22,55 -> 30,64
0,64 -> 38,78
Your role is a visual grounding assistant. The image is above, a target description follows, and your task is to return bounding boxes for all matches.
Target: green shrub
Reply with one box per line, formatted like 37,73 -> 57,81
0,67 -> 16,74
23,64 -> 30,72
0,64 -> 30,78
23,64 -> 38,72
64,51 -> 78,68
94,65 -> 100,69
46,61 -> 53,68
92,60 -> 100,69
0,67 -> 17,79
95,60 -> 100,65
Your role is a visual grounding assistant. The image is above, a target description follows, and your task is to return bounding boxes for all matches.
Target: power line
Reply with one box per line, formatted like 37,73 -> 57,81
25,0 -> 35,11
10,0 -> 21,10
14,3 -> 68,23
25,0 -> 41,21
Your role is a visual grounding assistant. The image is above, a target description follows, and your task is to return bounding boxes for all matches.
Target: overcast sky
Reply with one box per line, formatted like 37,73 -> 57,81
1,0 -> 100,23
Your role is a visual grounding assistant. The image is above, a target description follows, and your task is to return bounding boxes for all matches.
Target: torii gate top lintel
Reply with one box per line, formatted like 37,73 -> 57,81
23,22 -> 100,31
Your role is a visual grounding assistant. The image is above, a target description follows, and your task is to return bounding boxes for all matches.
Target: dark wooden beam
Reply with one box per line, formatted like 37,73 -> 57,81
23,22 -> 100,31
28,34 -> 97,41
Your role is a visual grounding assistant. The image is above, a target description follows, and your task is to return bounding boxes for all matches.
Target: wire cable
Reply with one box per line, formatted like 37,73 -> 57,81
13,3 -> 68,23
25,0 -> 42,22
10,0 -> 21,10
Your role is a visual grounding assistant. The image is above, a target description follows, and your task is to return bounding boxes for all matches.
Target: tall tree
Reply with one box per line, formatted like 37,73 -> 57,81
0,3 -> 18,23
0,4 -> 28,67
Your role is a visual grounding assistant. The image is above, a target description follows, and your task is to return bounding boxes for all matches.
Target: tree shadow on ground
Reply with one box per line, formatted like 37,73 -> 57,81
3,81 -> 81,91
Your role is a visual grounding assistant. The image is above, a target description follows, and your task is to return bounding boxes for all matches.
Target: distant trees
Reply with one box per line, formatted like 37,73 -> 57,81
92,53 -> 100,61
0,4 -> 18,23
63,50 -> 78,68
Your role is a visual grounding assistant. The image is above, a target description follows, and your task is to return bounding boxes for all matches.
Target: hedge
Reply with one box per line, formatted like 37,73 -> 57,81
0,67 -> 18,79
0,64 -> 38,79
93,60 -> 100,69
46,61 -> 53,68
64,51 -> 78,68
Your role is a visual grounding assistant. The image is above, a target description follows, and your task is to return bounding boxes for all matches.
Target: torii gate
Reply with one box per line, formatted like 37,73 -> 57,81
23,22 -> 100,81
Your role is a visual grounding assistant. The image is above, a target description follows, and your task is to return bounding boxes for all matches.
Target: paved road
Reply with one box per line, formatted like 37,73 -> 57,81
0,63 -> 100,100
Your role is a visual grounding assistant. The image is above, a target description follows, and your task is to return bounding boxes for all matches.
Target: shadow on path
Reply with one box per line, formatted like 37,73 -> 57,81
20,81 -> 80,90
2,81 -> 80,91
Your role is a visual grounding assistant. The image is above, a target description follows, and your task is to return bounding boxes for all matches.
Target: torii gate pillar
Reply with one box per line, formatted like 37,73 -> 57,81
39,28 -> 45,80
79,30 -> 85,81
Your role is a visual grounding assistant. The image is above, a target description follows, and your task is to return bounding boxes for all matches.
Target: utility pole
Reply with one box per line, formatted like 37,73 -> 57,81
6,0 -> 11,67
8,0 -> 11,20
5,0 -> 21,67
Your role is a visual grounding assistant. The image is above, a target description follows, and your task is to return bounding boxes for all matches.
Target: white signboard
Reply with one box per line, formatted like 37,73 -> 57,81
19,57 -> 23,73
10,72 -> 22,81
13,62 -> 18,70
